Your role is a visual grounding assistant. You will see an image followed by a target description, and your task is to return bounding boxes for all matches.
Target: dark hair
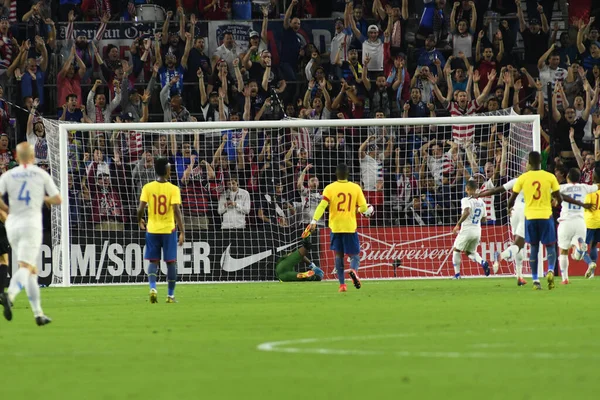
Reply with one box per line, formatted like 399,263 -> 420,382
106,44 -> 117,53
336,163 -> 350,180
528,151 -> 541,168
223,31 -> 233,37
567,167 -> 581,183
66,93 -> 78,102
373,108 -> 385,115
154,157 -> 170,176
554,165 -> 568,178
466,180 -> 478,191
550,51 -> 561,58
93,92 -> 105,103
376,72 -> 386,79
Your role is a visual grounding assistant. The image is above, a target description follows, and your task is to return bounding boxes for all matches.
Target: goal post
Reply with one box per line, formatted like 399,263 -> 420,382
48,112 -> 540,286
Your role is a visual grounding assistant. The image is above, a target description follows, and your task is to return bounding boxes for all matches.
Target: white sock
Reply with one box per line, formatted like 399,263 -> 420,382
515,249 -> 524,278
572,241 -> 585,261
24,274 -> 43,317
468,252 -> 484,264
501,244 -> 520,262
7,267 -> 28,303
559,254 -> 569,281
453,251 -> 461,274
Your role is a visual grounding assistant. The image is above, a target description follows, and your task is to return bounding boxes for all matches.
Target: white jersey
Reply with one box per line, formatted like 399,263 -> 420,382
0,164 -> 60,229
559,183 -> 598,221
503,178 -> 525,211
479,179 -> 496,221
459,197 -> 486,233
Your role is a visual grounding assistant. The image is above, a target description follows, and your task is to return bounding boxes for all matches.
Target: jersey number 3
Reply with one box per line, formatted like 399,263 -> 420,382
336,193 -> 353,212
152,194 -> 168,215
532,181 -> 542,200
18,181 -> 31,206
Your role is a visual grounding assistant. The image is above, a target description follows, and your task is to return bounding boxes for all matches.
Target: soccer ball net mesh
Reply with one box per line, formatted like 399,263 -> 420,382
44,109 -> 535,285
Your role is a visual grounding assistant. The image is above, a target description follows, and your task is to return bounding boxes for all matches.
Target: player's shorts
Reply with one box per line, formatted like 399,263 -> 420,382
5,224 -> 41,267
144,231 -> 178,262
510,209 -> 525,238
453,230 -> 481,254
586,228 -> 600,245
330,232 -> 360,255
557,219 -> 586,250
0,222 -> 10,255
525,218 -> 556,245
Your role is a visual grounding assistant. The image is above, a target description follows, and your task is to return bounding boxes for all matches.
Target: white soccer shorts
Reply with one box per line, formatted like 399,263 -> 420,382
453,231 -> 481,254
510,210 -> 525,238
6,224 -> 42,267
557,219 -> 586,250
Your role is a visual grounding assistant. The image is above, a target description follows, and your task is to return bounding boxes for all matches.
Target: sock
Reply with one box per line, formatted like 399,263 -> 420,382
583,251 -> 593,265
453,251 -> 461,275
349,255 -> 360,273
7,267 -> 28,303
591,244 -> 598,263
501,244 -> 520,262
0,263 -> 7,293
515,249 -> 524,278
25,273 -> 43,317
546,246 -> 556,273
335,256 -> 345,285
167,262 -> 177,297
559,254 -> 569,281
530,244 -> 539,281
148,263 -> 158,290
468,252 -> 484,264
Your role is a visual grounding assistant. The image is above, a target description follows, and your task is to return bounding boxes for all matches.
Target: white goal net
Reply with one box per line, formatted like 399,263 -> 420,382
44,111 -> 539,286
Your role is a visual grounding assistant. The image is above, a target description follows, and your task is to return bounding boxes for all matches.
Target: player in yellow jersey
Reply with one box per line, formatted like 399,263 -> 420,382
305,164 -> 374,292
583,168 -> 600,278
508,151 -> 562,290
137,158 -> 185,303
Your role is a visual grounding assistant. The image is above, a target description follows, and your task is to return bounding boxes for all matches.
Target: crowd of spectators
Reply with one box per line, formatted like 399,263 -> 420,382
0,0 -> 598,232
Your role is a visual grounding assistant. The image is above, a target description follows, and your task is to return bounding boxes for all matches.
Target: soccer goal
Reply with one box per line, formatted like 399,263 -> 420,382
44,111 -> 540,286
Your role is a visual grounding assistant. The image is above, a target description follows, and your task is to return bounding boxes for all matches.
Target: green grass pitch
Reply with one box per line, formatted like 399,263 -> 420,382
1,278 -> 598,400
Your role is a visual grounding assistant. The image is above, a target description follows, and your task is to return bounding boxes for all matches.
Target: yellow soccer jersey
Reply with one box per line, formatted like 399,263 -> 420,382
320,180 -> 368,233
140,181 -> 181,234
585,190 -> 600,229
513,170 -> 560,220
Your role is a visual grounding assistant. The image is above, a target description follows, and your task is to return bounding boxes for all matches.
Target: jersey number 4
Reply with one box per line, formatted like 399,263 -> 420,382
18,181 -> 31,206
152,194 -> 168,215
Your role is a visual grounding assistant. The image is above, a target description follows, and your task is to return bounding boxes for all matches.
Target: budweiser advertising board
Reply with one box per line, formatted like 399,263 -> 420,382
318,226 -> 589,278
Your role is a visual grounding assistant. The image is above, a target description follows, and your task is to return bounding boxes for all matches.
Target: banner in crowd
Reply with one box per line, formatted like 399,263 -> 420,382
56,19 -> 338,71
317,226 -> 589,279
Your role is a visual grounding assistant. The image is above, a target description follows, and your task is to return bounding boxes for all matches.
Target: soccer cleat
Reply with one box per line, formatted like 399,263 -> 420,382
517,277 -> 527,286
0,292 -> 12,321
349,270 -> 361,289
297,270 -> 315,279
452,273 -> 461,279
585,262 -> 596,279
492,251 -> 500,274
149,289 -> 158,304
561,279 -> 570,285
575,238 -> 588,260
532,282 -> 542,290
481,261 -> 490,276
166,296 -> 177,303
338,284 -> 347,292
547,270 -> 555,290
35,315 -> 52,326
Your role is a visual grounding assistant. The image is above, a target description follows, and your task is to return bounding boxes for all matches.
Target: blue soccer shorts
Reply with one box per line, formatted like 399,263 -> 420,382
586,228 -> 600,246
144,231 -> 178,262
330,232 -> 360,255
525,218 -> 556,246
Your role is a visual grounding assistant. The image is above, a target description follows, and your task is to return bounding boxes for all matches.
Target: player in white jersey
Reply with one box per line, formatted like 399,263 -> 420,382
557,168 -> 597,284
476,177 -> 528,285
451,180 -> 490,278
0,143 -> 61,326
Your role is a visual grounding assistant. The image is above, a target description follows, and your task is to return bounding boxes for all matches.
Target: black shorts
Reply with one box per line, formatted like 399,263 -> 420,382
0,223 -> 10,255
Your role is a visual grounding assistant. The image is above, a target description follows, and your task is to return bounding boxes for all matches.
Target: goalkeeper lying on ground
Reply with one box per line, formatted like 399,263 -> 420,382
276,239 -> 324,282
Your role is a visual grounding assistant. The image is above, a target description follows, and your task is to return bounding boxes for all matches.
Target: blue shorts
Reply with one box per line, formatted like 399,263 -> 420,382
586,228 -> 600,245
144,231 -> 178,262
525,218 -> 556,246
330,232 -> 360,255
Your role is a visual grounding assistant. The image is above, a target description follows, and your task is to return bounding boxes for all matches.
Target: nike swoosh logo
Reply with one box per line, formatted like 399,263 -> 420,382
220,241 -> 300,272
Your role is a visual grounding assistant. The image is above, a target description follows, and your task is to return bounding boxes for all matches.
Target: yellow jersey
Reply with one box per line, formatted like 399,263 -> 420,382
584,190 -> 600,229
140,181 -> 182,234
320,180 -> 367,233
513,170 -> 560,220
